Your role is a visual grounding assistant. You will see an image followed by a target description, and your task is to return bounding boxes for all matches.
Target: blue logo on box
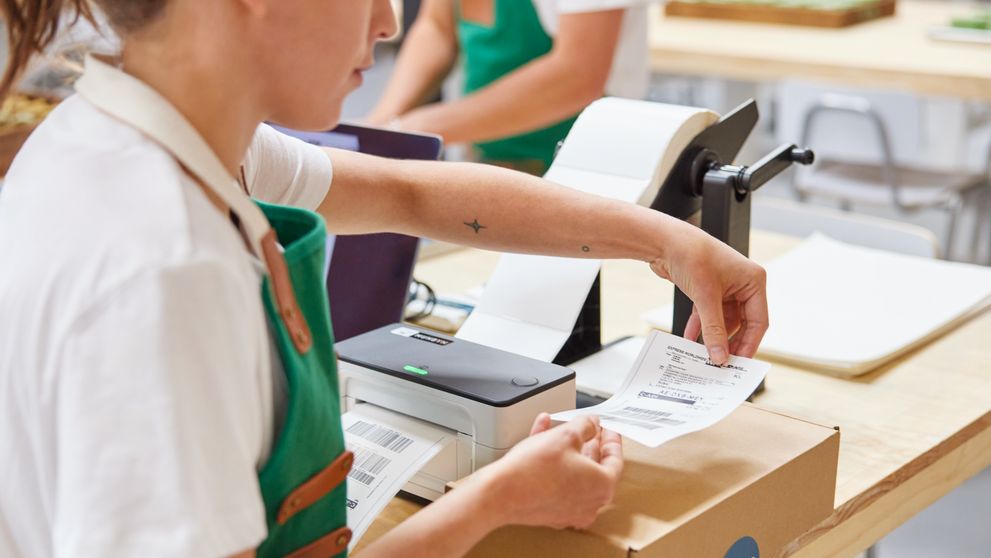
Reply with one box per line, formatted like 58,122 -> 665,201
724,536 -> 760,558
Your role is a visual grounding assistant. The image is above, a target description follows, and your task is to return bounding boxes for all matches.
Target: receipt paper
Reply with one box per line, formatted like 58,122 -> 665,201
553,330 -> 770,448
342,404 -> 453,548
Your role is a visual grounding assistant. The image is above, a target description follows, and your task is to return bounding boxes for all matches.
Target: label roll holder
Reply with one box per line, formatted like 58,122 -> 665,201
565,99 -> 814,397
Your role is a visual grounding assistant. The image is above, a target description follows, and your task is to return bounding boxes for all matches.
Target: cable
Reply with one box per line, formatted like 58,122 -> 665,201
405,278 -> 437,321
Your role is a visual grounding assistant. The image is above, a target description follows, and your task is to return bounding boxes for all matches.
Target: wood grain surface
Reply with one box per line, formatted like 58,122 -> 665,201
649,1 -> 991,100
664,0 -> 897,29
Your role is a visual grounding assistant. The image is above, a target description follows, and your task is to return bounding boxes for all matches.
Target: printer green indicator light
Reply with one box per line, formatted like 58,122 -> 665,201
404,365 -> 430,376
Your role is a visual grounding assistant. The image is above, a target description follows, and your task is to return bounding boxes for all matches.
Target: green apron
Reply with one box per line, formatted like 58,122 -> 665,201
255,202 -> 351,558
456,0 -> 580,174
76,56 -> 352,558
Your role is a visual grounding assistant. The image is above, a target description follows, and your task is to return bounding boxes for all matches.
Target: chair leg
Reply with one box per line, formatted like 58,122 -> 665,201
982,187 -> 991,265
984,187 -> 991,265
944,198 -> 963,260
963,189 -> 984,264
973,187 -> 991,265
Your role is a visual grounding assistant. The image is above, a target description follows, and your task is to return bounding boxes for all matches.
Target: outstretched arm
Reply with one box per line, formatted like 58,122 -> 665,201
318,149 -> 768,363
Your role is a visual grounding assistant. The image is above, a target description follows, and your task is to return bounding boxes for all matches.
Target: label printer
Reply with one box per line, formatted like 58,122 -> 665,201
337,323 -> 576,501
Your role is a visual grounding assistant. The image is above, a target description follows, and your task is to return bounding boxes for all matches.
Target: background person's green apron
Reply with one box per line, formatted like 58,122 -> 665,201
456,0 -> 580,174
77,55 -> 354,558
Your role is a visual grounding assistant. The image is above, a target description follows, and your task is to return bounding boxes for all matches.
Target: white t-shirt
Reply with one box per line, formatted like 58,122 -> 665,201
0,89 -> 333,557
532,0 -> 650,99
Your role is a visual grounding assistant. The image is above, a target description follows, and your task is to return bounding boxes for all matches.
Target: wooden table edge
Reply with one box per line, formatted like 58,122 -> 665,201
648,49 -> 991,101
781,410 -> 991,556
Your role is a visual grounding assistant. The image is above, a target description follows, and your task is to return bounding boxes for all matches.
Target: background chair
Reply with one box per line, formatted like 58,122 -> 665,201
775,81 -> 991,262
752,197 -> 939,258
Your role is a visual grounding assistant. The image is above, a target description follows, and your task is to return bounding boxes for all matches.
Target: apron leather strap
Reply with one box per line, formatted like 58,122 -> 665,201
261,230 -> 313,353
75,55 -> 312,354
284,527 -> 353,558
276,450 -> 353,525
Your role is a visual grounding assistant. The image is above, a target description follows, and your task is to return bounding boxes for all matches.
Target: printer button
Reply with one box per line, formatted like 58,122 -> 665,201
512,376 -> 539,387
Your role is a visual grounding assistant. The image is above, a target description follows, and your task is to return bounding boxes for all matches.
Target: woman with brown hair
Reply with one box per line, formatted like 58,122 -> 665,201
0,2 -> 768,557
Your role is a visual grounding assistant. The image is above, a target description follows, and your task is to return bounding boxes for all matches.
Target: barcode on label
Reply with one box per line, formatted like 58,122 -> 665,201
605,416 -> 663,431
613,406 -> 672,421
602,406 -> 686,429
349,469 -> 377,486
346,420 -> 414,453
352,447 -> 392,476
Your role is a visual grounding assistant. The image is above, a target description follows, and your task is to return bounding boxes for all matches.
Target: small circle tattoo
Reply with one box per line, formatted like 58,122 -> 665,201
581,245 -> 591,253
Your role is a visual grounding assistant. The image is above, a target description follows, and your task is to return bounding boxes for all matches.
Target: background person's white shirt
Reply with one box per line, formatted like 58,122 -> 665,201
532,0 -> 650,99
0,94 -> 332,558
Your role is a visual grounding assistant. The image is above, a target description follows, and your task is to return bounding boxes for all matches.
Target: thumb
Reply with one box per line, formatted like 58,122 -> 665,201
696,294 -> 729,365
529,413 -> 552,436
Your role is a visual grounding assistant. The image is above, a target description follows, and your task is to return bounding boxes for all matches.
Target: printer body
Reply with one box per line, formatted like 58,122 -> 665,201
337,324 -> 576,501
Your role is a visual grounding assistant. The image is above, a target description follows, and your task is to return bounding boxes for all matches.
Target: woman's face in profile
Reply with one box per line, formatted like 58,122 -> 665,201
251,0 -> 398,131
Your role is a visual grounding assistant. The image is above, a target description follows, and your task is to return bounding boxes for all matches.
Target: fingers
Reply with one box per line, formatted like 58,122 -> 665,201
722,301 -> 742,341
727,302 -> 746,355
598,429 -> 624,482
732,290 -> 769,358
695,291 -> 730,365
684,306 -> 701,343
529,412 -> 552,436
562,415 -> 601,450
729,321 -> 746,356
581,437 -> 601,462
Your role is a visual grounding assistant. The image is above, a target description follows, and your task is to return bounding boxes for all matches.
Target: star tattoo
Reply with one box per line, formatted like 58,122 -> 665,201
464,218 -> 486,234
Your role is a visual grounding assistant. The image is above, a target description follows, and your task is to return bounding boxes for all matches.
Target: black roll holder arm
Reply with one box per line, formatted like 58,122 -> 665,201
556,100 -> 814,398
651,99 -> 815,354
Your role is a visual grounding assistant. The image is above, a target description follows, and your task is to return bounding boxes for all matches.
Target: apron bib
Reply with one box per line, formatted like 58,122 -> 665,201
456,0 -> 580,174
76,56 -> 352,558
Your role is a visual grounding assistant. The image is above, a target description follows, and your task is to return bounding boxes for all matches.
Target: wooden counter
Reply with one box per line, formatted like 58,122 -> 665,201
356,230 -> 991,557
649,1 -> 991,100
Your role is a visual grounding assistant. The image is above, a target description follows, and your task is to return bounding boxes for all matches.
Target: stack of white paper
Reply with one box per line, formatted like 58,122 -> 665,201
643,234 -> 991,376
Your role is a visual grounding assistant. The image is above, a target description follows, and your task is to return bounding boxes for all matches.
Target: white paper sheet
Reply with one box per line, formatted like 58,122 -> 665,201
643,234 -> 991,375
343,404 -> 453,548
572,336 -> 646,399
456,99 -> 717,362
552,330 -> 769,448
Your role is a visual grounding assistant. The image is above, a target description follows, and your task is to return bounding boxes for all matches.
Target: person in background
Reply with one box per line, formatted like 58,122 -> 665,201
368,0 -> 648,174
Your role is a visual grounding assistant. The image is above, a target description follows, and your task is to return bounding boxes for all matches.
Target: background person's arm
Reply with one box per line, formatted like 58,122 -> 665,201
369,9 -> 624,145
366,0 -> 459,125
319,149 -> 769,364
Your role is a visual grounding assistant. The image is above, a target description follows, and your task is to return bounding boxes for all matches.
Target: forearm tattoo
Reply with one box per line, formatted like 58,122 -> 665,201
464,218 -> 487,234
582,245 -> 591,253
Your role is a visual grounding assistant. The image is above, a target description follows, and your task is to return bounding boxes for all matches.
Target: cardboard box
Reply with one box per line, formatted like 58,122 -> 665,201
464,404 -> 839,558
